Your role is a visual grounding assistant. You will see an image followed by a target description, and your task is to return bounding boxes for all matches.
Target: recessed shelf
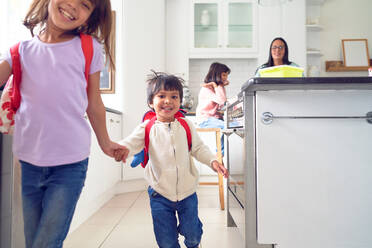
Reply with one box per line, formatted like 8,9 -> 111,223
306,0 -> 325,5
306,24 -> 323,31
307,50 -> 322,56
325,60 -> 372,72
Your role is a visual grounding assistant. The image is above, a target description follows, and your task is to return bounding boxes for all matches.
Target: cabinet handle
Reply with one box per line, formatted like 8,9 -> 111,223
116,121 -> 120,123
109,119 -> 114,123
261,111 -> 372,125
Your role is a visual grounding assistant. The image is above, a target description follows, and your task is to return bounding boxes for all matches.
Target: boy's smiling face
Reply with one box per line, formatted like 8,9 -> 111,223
150,89 -> 181,122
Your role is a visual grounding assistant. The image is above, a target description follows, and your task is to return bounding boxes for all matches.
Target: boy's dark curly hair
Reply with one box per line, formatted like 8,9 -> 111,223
146,71 -> 184,108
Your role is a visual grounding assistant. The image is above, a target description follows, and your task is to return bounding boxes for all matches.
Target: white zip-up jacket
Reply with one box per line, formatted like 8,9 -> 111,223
120,117 -> 217,201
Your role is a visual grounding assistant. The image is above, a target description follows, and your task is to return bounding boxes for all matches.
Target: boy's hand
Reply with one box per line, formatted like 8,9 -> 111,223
211,160 -> 229,178
113,147 -> 129,163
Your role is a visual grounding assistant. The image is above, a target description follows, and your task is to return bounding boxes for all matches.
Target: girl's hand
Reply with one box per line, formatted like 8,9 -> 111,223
223,80 -> 230,86
114,147 -> 130,162
100,140 -> 129,163
211,160 -> 229,178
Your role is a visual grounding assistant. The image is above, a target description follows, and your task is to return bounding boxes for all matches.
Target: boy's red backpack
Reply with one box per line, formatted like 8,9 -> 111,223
130,109 -> 192,168
0,34 -> 93,134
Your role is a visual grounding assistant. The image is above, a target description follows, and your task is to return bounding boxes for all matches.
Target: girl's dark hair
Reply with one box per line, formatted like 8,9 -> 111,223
23,0 -> 114,67
146,71 -> 184,109
204,62 -> 231,86
264,37 -> 291,67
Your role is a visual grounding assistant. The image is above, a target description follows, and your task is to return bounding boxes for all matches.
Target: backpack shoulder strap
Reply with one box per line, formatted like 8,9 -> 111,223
142,110 -> 156,121
141,111 -> 192,168
9,42 -> 22,111
80,34 -> 93,87
177,117 -> 192,151
142,116 -> 157,168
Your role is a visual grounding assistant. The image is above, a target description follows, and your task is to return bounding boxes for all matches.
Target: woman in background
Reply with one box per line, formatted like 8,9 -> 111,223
255,37 -> 300,77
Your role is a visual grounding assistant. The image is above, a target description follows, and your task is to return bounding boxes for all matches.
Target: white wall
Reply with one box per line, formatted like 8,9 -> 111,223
320,0 -> 372,76
0,0 -> 30,53
165,0 -> 189,81
101,0 -> 124,110
121,0 -> 166,180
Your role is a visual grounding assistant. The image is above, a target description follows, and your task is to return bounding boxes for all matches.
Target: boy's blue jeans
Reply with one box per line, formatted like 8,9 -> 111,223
20,158 -> 88,248
199,117 -> 225,156
148,187 -> 203,248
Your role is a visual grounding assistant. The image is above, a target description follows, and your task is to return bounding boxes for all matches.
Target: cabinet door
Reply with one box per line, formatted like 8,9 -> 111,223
226,1 -> 255,49
105,112 -> 122,188
192,1 -> 220,49
190,0 -> 258,58
106,112 -> 122,142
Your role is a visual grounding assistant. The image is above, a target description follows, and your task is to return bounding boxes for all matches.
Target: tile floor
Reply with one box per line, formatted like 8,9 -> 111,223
64,185 -> 244,248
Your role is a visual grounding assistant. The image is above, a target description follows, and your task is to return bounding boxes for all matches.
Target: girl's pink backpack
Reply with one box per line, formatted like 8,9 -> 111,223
0,34 -> 93,134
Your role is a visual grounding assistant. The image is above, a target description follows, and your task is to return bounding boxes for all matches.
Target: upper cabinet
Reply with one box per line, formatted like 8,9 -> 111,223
190,0 -> 258,58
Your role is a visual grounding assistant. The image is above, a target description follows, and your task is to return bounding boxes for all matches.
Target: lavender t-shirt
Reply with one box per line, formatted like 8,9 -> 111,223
4,35 -> 103,166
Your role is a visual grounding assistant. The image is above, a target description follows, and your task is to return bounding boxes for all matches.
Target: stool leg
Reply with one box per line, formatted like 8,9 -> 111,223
216,130 -> 225,210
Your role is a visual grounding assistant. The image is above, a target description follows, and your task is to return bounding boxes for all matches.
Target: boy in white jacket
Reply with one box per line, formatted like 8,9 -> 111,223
115,71 -> 228,248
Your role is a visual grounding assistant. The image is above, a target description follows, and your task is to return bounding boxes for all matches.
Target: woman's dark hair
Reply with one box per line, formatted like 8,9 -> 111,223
146,71 -> 184,109
263,37 -> 291,67
204,62 -> 231,86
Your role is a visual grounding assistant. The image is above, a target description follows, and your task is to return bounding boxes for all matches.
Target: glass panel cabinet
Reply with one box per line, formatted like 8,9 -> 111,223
194,3 -> 219,48
190,0 -> 257,58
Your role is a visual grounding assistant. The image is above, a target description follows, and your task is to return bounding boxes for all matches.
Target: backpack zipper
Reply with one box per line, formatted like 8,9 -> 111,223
169,122 -> 179,200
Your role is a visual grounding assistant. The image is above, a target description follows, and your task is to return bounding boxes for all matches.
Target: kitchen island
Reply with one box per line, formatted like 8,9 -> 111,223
226,77 -> 372,248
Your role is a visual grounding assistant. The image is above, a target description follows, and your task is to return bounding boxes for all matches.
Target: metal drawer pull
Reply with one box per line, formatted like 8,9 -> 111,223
261,111 -> 372,125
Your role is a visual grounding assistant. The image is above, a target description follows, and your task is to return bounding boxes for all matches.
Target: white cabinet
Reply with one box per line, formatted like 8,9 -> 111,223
306,0 -> 325,76
190,0 -> 258,58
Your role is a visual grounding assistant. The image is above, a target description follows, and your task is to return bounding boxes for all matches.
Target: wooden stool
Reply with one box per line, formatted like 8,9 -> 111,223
196,128 -> 224,210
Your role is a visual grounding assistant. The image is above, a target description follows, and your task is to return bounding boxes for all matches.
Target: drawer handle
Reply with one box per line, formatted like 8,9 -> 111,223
261,111 -> 372,125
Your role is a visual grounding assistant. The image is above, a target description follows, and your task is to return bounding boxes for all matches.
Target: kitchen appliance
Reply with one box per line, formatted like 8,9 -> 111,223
225,77 -> 372,248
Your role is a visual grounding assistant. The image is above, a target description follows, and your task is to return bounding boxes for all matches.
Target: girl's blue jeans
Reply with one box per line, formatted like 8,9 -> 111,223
199,117 -> 225,156
148,187 -> 203,248
20,158 -> 88,248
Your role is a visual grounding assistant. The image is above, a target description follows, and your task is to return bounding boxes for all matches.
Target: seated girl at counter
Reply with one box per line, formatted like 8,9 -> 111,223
195,62 -> 230,155
255,37 -> 302,77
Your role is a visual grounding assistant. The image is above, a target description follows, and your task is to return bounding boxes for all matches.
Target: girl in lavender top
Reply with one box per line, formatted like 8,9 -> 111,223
0,0 -> 128,247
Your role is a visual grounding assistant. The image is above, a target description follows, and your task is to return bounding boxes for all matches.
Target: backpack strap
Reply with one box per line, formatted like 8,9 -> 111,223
142,116 -> 157,168
142,110 -> 157,122
141,111 -> 192,168
9,42 -> 21,111
5,35 -> 91,112
80,33 -> 93,88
